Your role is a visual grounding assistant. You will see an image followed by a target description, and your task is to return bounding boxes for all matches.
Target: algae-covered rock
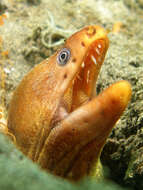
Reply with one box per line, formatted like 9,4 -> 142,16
0,0 -> 143,189
0,134 -> 126,190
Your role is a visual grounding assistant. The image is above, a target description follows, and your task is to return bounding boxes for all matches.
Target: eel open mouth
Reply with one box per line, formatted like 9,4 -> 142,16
70,38 -> 108,111
62,33 -> 109,115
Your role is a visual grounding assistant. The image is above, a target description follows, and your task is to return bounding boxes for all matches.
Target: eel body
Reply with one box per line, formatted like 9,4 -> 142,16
7,25 -> 131,180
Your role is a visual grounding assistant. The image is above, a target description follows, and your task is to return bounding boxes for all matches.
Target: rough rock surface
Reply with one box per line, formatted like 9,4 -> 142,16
0,0 -> 143,190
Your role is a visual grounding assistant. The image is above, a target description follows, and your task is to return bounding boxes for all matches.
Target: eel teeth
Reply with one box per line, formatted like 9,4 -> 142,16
81,62 -> 85,68
91,55 -> 97,65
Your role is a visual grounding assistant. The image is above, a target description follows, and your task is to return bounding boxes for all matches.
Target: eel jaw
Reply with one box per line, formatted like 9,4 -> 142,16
38,80 -> 131,180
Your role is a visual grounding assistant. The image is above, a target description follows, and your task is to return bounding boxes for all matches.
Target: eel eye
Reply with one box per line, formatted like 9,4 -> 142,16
57,48 -> 71,66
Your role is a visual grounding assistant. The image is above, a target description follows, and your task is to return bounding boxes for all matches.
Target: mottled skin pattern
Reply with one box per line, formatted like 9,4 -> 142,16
7,26 -> 131,181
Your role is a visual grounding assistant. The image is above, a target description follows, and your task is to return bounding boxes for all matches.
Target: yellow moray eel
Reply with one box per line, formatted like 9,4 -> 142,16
6,25 -> 131,180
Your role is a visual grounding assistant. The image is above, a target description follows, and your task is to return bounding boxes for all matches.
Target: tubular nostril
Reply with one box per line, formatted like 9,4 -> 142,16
86,26 -> 96,38
95,47 -> 101,55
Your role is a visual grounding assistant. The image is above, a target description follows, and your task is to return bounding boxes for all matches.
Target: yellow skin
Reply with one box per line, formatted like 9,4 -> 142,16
6,25 -> 131,181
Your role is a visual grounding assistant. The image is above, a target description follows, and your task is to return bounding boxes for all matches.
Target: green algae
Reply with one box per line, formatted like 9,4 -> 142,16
0,134 -> 126,190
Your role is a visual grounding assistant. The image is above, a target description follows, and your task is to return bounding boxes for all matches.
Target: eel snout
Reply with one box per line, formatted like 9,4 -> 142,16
37,80 -> 131,180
